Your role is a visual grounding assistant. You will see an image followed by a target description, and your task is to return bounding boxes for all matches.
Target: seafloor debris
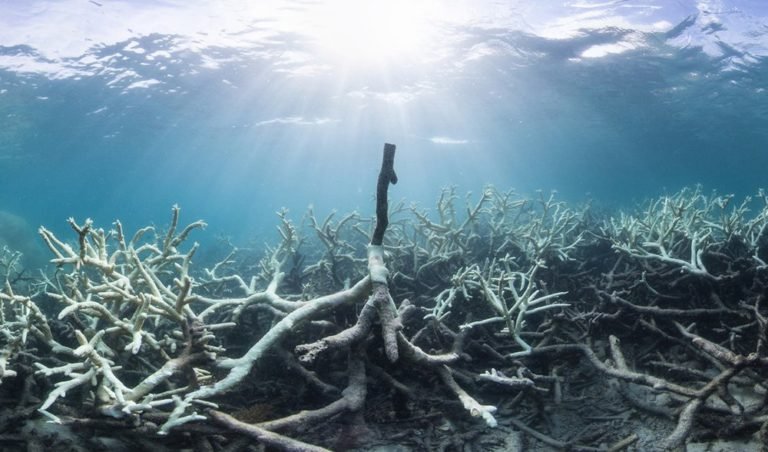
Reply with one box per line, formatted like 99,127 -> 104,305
0,167 -> 767,450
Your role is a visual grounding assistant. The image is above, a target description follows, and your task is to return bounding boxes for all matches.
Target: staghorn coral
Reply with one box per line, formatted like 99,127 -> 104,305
1,168 -> 768,449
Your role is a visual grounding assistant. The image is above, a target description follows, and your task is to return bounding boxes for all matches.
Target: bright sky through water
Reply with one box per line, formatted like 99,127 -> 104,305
1,0 -> 768,243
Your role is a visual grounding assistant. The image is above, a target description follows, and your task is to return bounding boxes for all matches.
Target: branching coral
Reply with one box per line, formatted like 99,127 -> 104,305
2,160 -> 768,450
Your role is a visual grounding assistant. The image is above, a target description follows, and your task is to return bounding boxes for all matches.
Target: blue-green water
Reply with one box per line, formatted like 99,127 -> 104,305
2,0 -> 768,266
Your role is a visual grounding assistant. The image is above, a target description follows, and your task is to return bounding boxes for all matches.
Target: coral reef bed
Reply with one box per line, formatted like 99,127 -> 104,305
0,173 -> 768,450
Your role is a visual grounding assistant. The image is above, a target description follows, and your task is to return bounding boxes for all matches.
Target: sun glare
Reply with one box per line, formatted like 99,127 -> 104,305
307,0 -> 435,64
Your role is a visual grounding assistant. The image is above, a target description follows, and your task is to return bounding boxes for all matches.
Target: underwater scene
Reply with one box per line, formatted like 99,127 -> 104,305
2,1 -> 768,450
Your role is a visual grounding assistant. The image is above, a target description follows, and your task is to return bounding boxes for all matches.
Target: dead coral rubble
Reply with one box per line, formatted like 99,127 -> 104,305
0,160 -> 766,450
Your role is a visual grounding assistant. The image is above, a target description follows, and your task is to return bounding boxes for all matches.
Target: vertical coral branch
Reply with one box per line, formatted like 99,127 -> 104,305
371,143 -> 398,247
368,143 -> 401,362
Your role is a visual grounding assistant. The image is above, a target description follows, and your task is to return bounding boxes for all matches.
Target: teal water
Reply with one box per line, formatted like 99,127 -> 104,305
1,0 -> 768,264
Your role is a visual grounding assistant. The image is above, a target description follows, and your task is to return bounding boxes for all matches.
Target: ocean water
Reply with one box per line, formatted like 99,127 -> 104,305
2,0 -> 768,261
3,2 -> 768,449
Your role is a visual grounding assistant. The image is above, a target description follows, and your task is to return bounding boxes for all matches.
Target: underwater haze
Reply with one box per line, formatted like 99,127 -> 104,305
1,0 -> 768,250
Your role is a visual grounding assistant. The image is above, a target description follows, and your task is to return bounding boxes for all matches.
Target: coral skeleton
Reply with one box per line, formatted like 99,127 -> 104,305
1,157 -> 768,449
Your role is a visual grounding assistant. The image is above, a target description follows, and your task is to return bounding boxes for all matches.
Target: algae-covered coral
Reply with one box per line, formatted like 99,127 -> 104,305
1,152 -> 768,450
